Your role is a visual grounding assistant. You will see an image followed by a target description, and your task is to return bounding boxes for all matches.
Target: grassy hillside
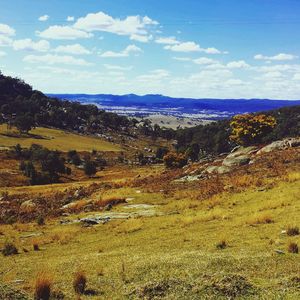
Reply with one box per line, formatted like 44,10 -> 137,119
0,147 -> 299,299
0,125 -> 121,152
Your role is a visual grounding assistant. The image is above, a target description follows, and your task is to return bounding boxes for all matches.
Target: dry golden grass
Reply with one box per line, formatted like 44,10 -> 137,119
0,125 -> 121,152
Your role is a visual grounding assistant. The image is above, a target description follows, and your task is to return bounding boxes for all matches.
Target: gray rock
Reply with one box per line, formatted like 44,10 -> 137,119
257,140 -> 287,154
257,137 -> 300,154
227,146 -> 258,158
205,165 -> 232,174
222,155 -> 250,167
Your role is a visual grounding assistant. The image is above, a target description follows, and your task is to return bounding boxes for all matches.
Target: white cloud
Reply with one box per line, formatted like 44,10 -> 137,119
23,54 -> 92,66
74,12 -> 158,39
39,15 -> 49,22
130,34 -> 152,43
54,44 -> 91,55
37,25 -> 93,40
193,57 -> 218,65
226,60 -> 250,69
293,73 -> 300,80
262,71 -> 283,79
0,23 -> 15,36
0,50 -> 6,57
155,36 -> 179,45
164,41 -> 201,52
104,64 -> 133,71
0,35 -> 13,47
13,39 -> 50,52
203,47 -> 222,54
254,53 -> 298,61
66,16 -> 75,22
100,44 -> 142,58
164,41 -> 224,54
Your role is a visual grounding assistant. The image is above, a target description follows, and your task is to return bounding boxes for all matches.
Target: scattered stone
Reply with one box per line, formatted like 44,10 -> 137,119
275,249 -> 285,255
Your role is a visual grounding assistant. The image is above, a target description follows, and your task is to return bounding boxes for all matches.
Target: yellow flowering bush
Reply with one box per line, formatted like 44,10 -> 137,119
230,114 -> 277,145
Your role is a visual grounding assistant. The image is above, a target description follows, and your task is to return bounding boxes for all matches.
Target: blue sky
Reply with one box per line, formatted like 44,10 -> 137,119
0,0 -> 300,99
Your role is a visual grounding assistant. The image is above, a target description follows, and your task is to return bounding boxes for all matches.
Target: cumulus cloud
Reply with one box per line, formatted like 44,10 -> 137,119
164,41 -> 201,52
193,57 -> 218,65
155,36 -> 179,45
226,60 -> 250,69
164,41 -> 223,54
254,53 -> 298,61
54,44 -> 91,55
66,16 -> 75,22
0,23 -> 15,36
13,39 -> 50,52
0,35 -> 13,47
130,34 -> 152,43
23,54 -> 92,66
100,44 -> 142,58
37,25 -> 93,40
39,15 -> 49,22
74,12 -> 158,40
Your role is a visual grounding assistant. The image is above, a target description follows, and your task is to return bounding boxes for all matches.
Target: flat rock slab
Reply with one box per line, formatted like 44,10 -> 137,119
124,204 -> 155,210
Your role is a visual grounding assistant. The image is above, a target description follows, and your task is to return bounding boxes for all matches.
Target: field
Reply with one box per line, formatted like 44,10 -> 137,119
0,147 -> 299,299
0,125 -> 121,152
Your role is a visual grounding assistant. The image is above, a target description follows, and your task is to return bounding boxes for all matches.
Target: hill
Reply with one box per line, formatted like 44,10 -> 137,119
0,143 -> 299,299
0,125 -> 121,152
50,93 -> 300,120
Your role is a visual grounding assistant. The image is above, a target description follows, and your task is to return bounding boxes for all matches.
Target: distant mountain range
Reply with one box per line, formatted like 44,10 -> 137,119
49,94 -> 300,120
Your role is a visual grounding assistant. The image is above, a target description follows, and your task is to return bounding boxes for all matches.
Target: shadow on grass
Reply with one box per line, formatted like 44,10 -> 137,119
0,132 -> 51,140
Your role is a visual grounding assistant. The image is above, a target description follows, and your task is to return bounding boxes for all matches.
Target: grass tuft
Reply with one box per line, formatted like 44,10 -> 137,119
1,242 -> 18,256
34,272 -> 52,300
73,271 -> 87,295
286,226 -> 299,236
288,242 -> 299,254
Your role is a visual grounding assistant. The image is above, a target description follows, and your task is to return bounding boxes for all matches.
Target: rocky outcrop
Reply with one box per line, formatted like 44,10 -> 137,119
205,165 -> 232,174
257,138 -> 300,154
222,155 -> 251,167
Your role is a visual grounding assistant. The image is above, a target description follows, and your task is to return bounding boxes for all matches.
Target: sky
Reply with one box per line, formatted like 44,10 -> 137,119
0,0 -> 300,99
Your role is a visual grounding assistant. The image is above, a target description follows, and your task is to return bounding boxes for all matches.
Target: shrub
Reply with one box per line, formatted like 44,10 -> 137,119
230,113 -> 277,146
84,160 -> 97,177
37,216 -> 45,226
288,242 -> 299,254
73,271 -> 87,295
287,226 -> 299,236
34,273 -> 52,300
1,242 -> 18,256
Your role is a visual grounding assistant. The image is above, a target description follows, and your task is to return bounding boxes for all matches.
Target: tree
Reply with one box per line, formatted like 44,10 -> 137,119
68,150 -> 81,166
84,160 -> 97,177
14,114 -> 35,134
185,143 -> 200,161
230,114 -> 277,146
156,147 -> 169,160
163,152 -> 187,168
